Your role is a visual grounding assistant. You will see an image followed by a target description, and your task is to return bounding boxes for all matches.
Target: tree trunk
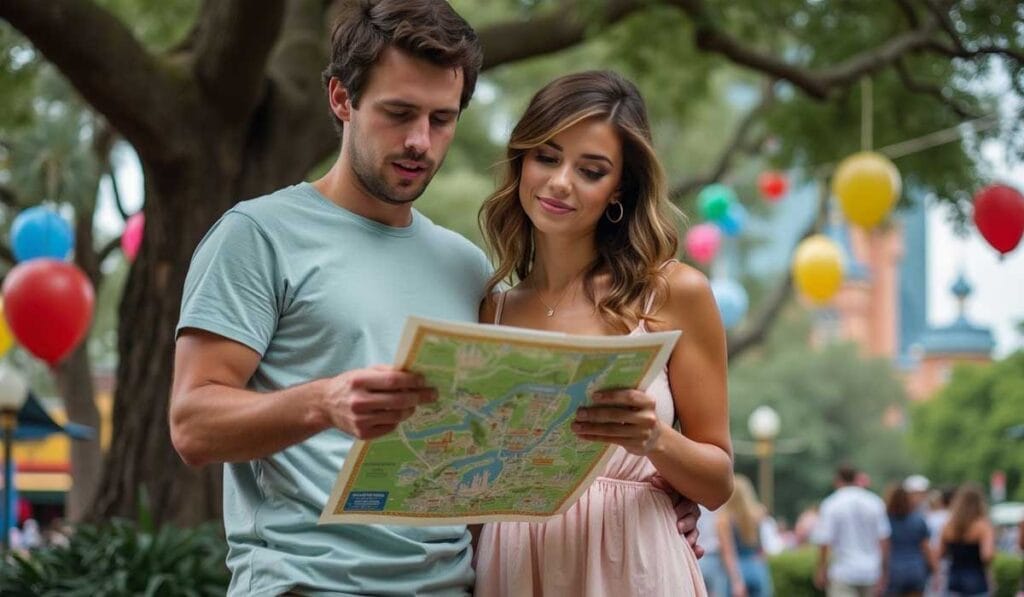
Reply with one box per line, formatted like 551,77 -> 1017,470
53,344 -> 101,522
87,91 -> 328,524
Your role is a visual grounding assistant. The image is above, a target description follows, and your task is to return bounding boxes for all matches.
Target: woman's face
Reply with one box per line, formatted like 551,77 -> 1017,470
518,117 -> 623,241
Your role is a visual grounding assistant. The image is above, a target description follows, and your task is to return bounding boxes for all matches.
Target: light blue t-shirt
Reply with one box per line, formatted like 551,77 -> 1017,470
177,182 -> 491,596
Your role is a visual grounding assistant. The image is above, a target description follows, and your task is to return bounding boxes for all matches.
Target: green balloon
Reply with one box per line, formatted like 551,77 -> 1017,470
698,184 -> 736,221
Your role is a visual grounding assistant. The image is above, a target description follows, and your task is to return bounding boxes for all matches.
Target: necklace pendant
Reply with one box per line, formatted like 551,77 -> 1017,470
546,308 -> 554,317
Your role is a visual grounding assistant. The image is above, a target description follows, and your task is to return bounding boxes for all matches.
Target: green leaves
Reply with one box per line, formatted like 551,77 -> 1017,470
0,518 -> 229,597
910,350 -> 1024,501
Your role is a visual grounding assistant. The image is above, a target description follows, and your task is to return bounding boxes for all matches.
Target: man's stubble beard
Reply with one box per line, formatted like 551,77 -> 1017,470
349,129 -> 443,207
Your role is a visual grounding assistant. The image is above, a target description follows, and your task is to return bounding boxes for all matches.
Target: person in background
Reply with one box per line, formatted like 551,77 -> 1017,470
904,475 -> 931,514
698,506 -> 731,597
883,483 -> 935,597
717,475 -> 774,597
939,483 -> 995,597
924,486 -> 954,597
794,503 -> 820,547
812,464 -> 891,597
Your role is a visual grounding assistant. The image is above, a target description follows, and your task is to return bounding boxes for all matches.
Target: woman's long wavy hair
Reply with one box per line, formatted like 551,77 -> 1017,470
478,70 -> 681,332
945,483 -> 987,541
724,474 -> 764,546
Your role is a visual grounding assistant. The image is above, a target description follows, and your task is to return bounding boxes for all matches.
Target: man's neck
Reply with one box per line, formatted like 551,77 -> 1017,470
313,156 -> 414,228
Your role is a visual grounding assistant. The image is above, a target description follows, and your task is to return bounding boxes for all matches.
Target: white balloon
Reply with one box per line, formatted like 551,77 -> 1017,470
0,362 -> 29,411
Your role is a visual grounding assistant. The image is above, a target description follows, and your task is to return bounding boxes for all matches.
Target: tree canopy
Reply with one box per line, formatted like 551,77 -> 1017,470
910,351 -> 1024,501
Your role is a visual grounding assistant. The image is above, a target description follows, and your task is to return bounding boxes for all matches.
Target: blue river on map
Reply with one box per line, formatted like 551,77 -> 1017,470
402,361 -> 615,489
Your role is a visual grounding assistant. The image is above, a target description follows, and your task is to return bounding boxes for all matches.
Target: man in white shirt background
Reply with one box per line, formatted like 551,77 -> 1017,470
813,464 -> 892,597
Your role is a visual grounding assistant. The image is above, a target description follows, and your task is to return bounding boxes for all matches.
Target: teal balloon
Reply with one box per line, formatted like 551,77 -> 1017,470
711,279 -> 748,329
698,184 -> 737,221
717,202 -> 748,237
11,206 -> 74,262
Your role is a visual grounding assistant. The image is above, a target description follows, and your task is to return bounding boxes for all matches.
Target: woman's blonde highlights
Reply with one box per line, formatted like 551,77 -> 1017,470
479,71 -> 682,332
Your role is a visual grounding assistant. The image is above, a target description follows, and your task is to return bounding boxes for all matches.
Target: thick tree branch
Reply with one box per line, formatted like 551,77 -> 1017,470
0,243 -> 14,267
0,183 -> 20,210
923,0 -> 966,54
670,81 -> 775,200
0,0 -> 186,165
97,235 -> 122,268
690,14 -> 939,99
895,0 -> 920,27
894,58 -> 976,119
193,0 -> 286,125
479,0 -> 648,70
726,181 -> 830,361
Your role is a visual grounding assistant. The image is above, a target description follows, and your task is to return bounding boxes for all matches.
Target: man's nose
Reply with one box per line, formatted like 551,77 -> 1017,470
404,116 -> 431,156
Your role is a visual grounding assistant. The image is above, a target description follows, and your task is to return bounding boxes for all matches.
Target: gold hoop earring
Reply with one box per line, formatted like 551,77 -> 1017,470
605,201 -> 624,224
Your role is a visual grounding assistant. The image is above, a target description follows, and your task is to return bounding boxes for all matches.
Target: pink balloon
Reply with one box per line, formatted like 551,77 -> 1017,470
685,223 -> 722,265
121,212 -> 144,262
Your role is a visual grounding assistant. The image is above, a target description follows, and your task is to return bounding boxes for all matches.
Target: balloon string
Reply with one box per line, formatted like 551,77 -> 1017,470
861,77 -> 873,152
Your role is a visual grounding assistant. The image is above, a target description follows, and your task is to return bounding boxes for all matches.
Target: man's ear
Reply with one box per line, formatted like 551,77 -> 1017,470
328,78 -> 353,123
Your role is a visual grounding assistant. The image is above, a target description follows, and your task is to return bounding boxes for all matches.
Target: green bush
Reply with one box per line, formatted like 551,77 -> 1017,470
0,518 -> 229,597
994,552 -> 1023,597
767,549 -> 1022,597
768,547 -> 824,597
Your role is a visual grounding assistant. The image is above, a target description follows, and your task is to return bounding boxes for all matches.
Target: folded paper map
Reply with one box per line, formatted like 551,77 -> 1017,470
321,316 -> 680,525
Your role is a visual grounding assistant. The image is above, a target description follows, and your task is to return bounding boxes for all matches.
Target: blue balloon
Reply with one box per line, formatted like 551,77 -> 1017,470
711,278 -> 749,329
11,206 -> 74,262
715,202 -> 748,237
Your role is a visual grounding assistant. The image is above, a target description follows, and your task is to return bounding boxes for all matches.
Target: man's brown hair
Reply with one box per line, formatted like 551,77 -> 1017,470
322,0 -> 483,133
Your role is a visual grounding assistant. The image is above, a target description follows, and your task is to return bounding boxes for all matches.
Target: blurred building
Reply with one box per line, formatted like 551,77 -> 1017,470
810,195 -> 994,404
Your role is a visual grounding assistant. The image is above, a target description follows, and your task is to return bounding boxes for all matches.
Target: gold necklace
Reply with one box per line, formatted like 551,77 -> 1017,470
532,273 -> 583,317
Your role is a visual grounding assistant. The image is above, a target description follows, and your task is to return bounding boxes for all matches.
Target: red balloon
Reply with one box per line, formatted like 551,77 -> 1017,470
972,184 -> 1024,256
757,171 -> 788,201
1,259 -> 95,365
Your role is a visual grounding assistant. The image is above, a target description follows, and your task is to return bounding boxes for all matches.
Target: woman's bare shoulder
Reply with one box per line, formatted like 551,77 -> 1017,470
657,261 -> 717,328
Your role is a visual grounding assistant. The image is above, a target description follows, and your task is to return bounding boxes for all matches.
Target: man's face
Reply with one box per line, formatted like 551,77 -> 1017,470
340,47 -> 464,206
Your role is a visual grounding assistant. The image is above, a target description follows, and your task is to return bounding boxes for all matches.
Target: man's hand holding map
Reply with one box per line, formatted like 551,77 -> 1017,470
321,316 -> 680,525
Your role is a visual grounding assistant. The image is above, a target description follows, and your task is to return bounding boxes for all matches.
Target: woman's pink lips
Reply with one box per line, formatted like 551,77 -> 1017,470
538,196 -> 574,214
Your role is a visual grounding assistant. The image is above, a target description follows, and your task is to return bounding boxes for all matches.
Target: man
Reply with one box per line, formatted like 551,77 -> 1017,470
903,474 -> 931,513
813,464 -> 891,597
170,1 -> 699,595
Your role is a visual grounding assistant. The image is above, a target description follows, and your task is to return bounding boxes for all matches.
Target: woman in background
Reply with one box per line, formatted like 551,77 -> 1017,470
717,475 -> 773,597
883,483 -> 934,596
939,483 -> 995,597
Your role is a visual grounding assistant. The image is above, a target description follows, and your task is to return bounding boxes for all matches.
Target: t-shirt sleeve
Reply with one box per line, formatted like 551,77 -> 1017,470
177,211 -> 282,356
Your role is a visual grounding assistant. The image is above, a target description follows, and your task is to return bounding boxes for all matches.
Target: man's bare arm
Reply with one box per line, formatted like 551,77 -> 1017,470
170,329 -> 434,467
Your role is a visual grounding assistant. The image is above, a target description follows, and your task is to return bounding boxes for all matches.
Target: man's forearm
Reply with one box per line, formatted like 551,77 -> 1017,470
170,379 -> 330,467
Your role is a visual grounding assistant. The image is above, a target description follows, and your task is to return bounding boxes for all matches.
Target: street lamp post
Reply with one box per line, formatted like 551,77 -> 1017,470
0,364 -> 29,556
748,405 -> 781,515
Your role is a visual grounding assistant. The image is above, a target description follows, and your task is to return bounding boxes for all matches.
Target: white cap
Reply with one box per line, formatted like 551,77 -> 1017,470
903,474 -> 930,492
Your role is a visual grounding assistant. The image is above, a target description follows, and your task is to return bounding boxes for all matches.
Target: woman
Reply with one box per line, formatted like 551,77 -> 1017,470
883,484 -> 934,597
473,70 -> 733,596
717,475 -> 773,597
939,483 -> 995,597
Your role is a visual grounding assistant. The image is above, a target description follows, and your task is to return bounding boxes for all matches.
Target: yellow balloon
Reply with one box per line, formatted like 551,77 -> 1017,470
792,235 -> 845,304
0,300 -> 13,357
832,151 -> 901,228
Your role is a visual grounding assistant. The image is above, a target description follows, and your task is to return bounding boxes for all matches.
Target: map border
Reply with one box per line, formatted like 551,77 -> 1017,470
320,316 -> 680,526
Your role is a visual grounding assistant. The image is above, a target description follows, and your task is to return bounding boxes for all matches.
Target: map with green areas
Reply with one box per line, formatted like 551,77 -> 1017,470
322,317 -> 679,525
